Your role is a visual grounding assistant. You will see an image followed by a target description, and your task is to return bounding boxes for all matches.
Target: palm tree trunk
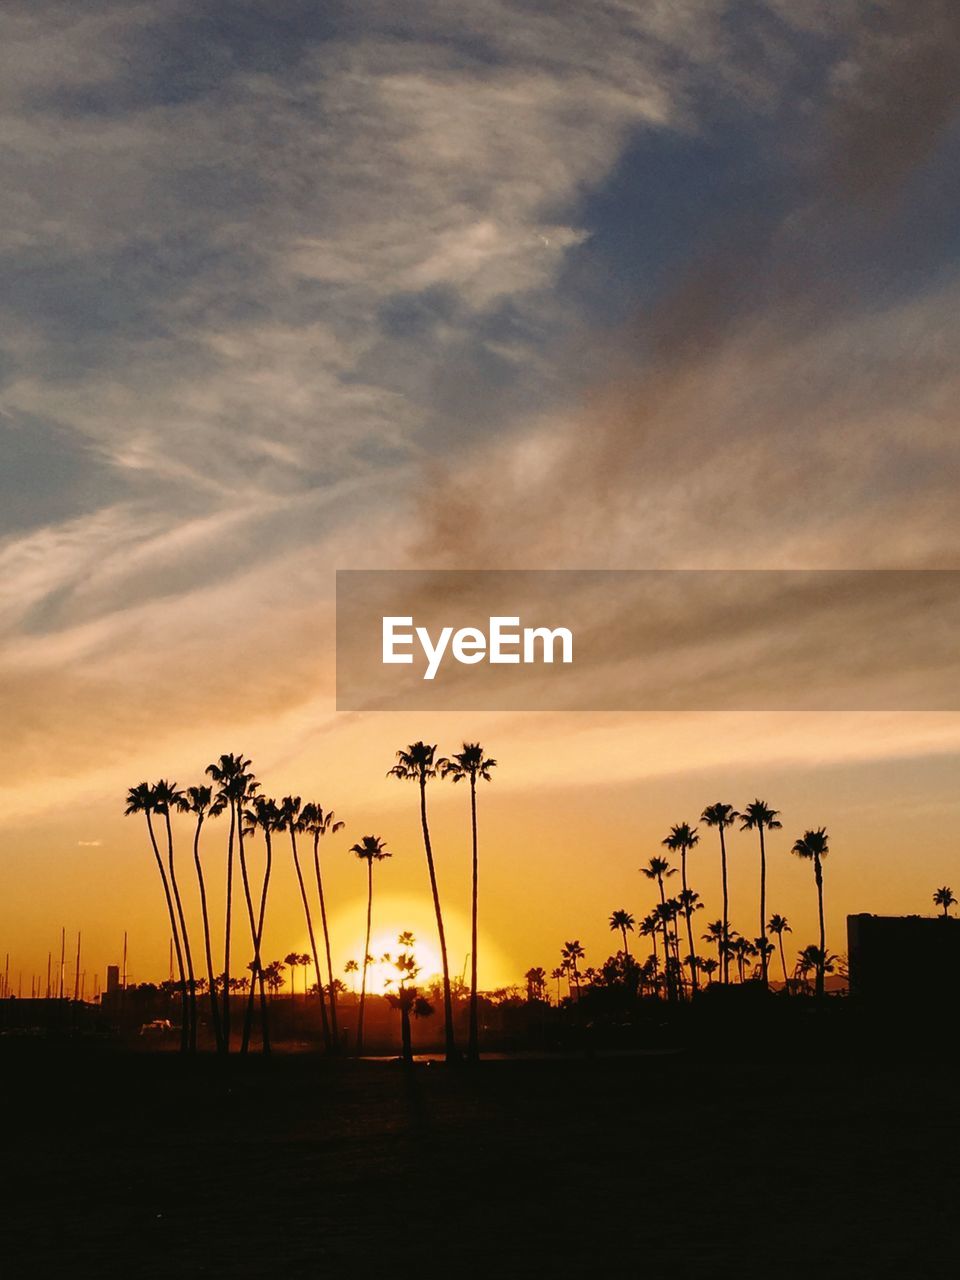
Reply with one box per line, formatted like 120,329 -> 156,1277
144,812 -> 189,1053
241,828 -> 272,1054
681,848 -> 698,995
759,827 -> 768,988
357,860 -> 373,1055
313,835 -> 340,1050
719,826 -> 730,984
779,935 -> 789,992
290,828 -> 331,1051
621,926 -> 629,957
401,1003 -> 413,1063
193,816 -> 223,1052
815,856 -> 826,999
468,775 -> 480,1063
656,877 -> 674,1002
223,800 -> 236,1051
419,777 -> 458,1062
163,809 -> 196,1052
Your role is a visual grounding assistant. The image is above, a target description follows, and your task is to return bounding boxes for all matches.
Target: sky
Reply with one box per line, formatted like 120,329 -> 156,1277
2,0 -> 960,995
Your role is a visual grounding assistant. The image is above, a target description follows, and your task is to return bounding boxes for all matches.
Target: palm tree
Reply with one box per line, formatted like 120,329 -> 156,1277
641,856 -> 677,1000
732,935 -> 758,984
561,941 -> 585,999
701,803 -> 738,984
796,944 -> 836,996
240,794 -> 280,1053
284,953 -> 301,998
701,956 -> 719,984
550,966 -> 564,1005
350,835 -> 392,1054
662,825 -> 700,994
639,913 -> 660,991
933,886 -> 957,918
153,780 -> 197,1050
609,910 -> 635,957
176,785 -> 224,1052
301,804 -> 345,1049
439,743 -> 497,1064
524,967 -> 548,1002
280,797 -> 331,1052
344,958 -> 359,994
124,782 -> 190,1053
740,800 -> 781,990
389,743 -> 458,1063
206,753 -> 259,1050
767,913 -> 792,990
791,827 -> 829,998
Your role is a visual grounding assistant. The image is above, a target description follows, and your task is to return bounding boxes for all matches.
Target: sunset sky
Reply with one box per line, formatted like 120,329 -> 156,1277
2,1 -> 960,995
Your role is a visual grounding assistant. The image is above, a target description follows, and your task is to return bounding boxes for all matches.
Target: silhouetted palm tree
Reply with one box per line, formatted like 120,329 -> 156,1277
350,835 -> 392,1054
524,967 -> 548,1002
791,827 -> 829,998
124,782 -> 189,1053
153,780 -> 197,1050
642,856 -> 677,1000
550,966 -> 564,1005
732,935 -> 758,984
933,886 -> 956,918
439,743 -> 497,1063
609,909 -> 635,957
767,913 -> 792,990
561,941 -> 584,999
701,803 -> 738,984
240,794 -> 280,1053
301,804 -> 345,1047
285,953 -> 301,997
740,800 -> 781,989
176,784 -> 225,1052
206,753 -> 259,1050
280,796 -> 331,1051
344,958 -> 359,994
663,824 -> 700,994
389,743 -> 458,1063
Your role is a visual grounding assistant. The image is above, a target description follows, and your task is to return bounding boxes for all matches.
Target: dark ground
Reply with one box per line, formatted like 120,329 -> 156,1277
2,1029 -> 957,1279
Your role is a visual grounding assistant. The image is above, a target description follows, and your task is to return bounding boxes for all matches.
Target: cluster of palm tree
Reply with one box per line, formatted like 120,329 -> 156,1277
542,802 -> 835,1003
125,757 -> 346,1055
125,740 -> 496,1059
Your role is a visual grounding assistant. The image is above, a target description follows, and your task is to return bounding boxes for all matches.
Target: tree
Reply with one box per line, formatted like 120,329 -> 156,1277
383,932 -> 434,1062
301,804 -> 345,1050
701,803 -> 739,985
561,941 -> 585,999
663,824 -> 700,994
344,958 -> 359,993
284,953 -> 301,998
767,913 -> 792,990
732,935 -> 758,984
796,944 -> 836,996
350,836 -> 392,1054
239,794 -> 280,1053
176,784 -> 225,1052
525,967 -> 548,1002
740,800 -> 781,990
261,959 -> 286,997
791,828 -> 830,999
609,910 -> 635,958
206,753 -> 259,1051
641,857 -> 678,1000
933,886 -> 957,918
124,783 -> 189,1053
280,797 -> 331,1051
389,743 -> 458,1063
550,966 -> 565,1005
152,780 -> 197,1050
439,743 -> 497,1064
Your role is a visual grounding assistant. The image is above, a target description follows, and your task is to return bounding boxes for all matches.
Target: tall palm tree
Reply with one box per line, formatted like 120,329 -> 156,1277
639,913 -> 660,991
389,743 -> 458,1063
301,804 -> 345,1049
550,966 -> 564,1005
153,780 -> 197,1050
176,785 -> 225,1052
124,782 -> 189,1053
740,800 -> 781,990
791,827 -> 829,999
240,793 -> 280,1054
641,856 -> 677,1000
439,742 -> 497,1063
284,953 -> 301,997
609,910 -> 635,957
344,958 -> 359,993
663,824 -> 700,994
701,803 -> 738,985
767,913 -> 792,990
280,796 -> 331,1051
933,886 -> 957,918
206,753 -> 259,1050
350,835 -> 392,1055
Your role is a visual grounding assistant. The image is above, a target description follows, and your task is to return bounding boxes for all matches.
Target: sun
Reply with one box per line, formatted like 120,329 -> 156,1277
348,929 -> 443,997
